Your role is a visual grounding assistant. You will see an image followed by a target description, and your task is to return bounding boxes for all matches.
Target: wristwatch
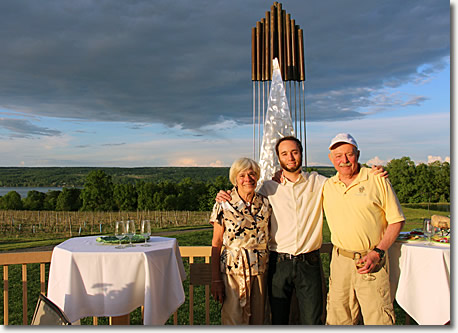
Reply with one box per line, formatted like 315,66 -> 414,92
373,247 -> 385,260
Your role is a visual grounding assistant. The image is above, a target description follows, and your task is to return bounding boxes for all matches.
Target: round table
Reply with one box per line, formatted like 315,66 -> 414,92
47,235 -> 186,325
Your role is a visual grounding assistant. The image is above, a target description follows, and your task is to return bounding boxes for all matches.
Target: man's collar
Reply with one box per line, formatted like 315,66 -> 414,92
281,170 -> 307,185
331,164 -> 367,185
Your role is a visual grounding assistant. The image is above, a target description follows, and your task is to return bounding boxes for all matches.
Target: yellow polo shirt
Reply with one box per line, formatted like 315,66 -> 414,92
259,171 -> 327,255
323,167 -> 405,252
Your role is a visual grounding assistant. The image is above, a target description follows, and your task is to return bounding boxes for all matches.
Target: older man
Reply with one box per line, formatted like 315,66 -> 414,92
323,133 -> 405,325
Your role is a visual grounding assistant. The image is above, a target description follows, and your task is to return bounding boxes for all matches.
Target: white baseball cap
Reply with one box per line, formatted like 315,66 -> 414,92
329,133 -> 358,150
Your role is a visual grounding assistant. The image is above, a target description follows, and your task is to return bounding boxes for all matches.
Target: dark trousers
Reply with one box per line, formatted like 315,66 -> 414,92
267,250 -> 324,325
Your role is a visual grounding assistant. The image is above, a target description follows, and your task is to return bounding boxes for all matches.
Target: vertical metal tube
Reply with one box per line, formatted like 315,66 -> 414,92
298,28 -> 306,167
263,81 -> 265,141
291,21 -> 297,81
256,21 -> 262,160
251,27 -> 256,82
299,79 -> 302,144
258,81 -> 261,160
266,81 -> 270,121
270,5 -> 276,81
294,81 -> 297,136
265,11 -> 270,82
298,29 -> 305,82
285,13 -> 291,82
286,13 -> 293,131
260,18 -> 265,155
253,82 -> 256,159
252,27 -> 256,159
277,3 -> 283,80
291,21 -> 298,137
264,11 -> 269,128
302,81 -> 307,168
261,18 -> 265,82
282,10 -> 287,81
256,22 -> 262,82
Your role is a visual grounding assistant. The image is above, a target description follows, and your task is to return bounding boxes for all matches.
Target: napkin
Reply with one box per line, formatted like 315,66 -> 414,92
96,235 -> 149,244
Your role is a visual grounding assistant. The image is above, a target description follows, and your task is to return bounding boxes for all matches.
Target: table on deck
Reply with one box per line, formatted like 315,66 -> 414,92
389,239 -> 450,325
47,235 -> 186,325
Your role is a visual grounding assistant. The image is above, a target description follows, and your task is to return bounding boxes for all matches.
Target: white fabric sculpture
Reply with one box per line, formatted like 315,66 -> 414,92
257,58 -> 295,190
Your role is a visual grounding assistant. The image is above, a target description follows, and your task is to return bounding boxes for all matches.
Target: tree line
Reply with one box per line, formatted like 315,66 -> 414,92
0,170 -> 233,212
385,157 -> 450,203
0,166 -> 230,187
0,157 -> 450,212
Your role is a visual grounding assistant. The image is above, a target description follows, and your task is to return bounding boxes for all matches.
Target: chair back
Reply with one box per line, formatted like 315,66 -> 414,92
31,294 -> 71,325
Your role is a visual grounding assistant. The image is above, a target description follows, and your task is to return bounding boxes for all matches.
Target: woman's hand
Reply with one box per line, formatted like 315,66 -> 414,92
211,280 -> 225,304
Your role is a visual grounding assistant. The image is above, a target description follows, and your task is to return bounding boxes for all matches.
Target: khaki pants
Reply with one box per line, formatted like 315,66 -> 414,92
221,272 -> 267,325
326,247 -> 395,325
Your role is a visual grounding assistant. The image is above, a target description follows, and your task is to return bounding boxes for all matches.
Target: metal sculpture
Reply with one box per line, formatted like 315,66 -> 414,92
251,2 -> 307,166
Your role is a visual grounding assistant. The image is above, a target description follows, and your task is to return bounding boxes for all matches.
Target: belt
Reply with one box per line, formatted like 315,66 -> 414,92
335,247 -> 370,260
272,250 -> 319,262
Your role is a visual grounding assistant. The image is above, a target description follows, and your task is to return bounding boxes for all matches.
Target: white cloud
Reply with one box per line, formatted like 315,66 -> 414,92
174,158 -> 199,167
427,155 -> 450,164
365,156 -> 385,166
210,160 -> 224,167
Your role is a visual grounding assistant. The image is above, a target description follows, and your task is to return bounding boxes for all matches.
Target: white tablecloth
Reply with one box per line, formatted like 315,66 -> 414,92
389,240 -> 450,325
47,236 -> 186,325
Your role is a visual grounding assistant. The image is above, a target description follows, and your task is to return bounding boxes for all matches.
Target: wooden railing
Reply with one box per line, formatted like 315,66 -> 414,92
1,244 -> 334,325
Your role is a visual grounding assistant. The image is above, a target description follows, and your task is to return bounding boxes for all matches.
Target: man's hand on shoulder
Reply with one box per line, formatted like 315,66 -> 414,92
215,190 -> 231,203
272,170 -> 283,184
371,165 -> 388,178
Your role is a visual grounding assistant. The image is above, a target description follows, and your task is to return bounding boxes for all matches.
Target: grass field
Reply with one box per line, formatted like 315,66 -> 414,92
0,206 -> 449,325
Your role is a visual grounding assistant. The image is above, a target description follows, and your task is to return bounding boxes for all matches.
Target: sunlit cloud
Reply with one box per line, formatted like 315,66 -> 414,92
427,155 -> 450,164
366,156 -> 385,166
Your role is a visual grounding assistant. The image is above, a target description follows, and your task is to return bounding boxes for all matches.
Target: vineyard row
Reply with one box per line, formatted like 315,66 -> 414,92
0,210 -> 211,237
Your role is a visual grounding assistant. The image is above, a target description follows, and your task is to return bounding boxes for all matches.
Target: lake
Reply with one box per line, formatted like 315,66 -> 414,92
0,187 -> 66,198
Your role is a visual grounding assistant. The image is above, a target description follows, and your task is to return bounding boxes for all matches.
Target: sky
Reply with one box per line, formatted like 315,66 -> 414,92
0,0 -> 451,168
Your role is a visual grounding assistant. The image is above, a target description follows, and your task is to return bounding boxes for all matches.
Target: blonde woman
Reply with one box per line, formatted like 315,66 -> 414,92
210,157 -> 272,325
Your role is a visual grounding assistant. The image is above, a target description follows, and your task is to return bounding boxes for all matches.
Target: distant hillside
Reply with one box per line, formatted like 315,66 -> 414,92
0,166 -> 336,187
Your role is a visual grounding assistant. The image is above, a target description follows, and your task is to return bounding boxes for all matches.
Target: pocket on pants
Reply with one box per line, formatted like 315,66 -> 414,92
382,306 -> 395,325
305,252 -> 321,267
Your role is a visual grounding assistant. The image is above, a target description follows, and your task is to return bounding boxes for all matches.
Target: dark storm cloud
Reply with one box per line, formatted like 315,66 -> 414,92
0,118 -> 61,137
0,0 -> 449,130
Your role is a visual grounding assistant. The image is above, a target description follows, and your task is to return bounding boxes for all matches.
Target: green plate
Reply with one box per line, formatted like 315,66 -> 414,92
396,234 -> 425,243
96,235 -> 149,244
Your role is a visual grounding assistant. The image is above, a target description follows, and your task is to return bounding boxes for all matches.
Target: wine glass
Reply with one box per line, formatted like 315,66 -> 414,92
140,220 -> 151,247
423,218 -> 433,244
114,221 -> 126,249
431,226 -> 441,242
125,220 -> 136,247
354,253 -> 375,281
